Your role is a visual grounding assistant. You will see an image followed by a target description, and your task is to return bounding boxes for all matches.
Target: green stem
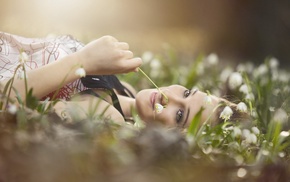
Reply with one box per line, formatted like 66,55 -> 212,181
138,68 -> 168,101
23,65 -> 28,105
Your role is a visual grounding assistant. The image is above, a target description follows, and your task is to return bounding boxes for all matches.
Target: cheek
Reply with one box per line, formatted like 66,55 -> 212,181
135,92 -> 153,122
154,108 -> 176,126
136,102 -> 153,122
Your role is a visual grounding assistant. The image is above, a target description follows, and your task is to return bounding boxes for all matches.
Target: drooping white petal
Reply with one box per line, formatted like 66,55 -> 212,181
228,72 -> 243,90
219,106 -> 233,121
19,52 -> 29,64
8,104 -> 18,114
155,103 -> 164,114
237,102 -> 247,112
75,68 -> 86,77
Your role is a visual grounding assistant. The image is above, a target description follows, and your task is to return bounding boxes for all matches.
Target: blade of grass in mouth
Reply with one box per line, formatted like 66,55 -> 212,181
138,67 -> 168,102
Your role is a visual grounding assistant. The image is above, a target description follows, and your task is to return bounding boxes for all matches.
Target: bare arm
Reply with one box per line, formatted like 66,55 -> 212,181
2,35 -> 142,101
2,53 -> 80,99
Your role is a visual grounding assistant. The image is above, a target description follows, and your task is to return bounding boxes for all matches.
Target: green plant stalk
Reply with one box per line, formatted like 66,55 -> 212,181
138,67 -> 168,101
23,66 -> 28,97
1,64 -> 23,110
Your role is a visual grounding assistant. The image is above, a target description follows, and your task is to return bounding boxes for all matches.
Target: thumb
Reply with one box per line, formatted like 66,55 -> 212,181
126,57 -> 143,72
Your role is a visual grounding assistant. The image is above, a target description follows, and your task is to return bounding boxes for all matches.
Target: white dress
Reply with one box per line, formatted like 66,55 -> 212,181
0,32 -> 86,100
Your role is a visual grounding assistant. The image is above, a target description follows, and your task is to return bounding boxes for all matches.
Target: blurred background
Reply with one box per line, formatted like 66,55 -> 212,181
1,0 -> 290,66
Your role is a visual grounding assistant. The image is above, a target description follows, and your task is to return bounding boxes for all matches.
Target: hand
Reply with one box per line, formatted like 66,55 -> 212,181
74,35 -> 142,75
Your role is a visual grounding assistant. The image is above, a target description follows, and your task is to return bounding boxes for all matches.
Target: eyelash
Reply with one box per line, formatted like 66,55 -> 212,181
184,89 -> 191,98
176,89 -> 191,123
176,109 -> 183,123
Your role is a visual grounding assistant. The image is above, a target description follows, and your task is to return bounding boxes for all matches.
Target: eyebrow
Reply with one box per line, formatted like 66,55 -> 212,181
182,89 -> 198,127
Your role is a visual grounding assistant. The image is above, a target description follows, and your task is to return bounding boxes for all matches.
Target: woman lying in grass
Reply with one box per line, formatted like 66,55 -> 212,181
0,32 -> 250,127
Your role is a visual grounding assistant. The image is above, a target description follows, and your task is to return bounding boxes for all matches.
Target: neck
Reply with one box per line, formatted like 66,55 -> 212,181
117,95 -> 136,118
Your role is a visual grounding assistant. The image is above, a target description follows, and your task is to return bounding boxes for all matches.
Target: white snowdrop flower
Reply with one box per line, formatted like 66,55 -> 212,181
150,58 -> 161,70
232,126 -> 242,138
280,131 -> 290,137
75,67 -> 86,77
8,104 -> 17,114
142,51 -> 154,64
261,150 -> 270,156
245,133 -> 257,144
237,64 -> 246,73
257,64 -> 268,75
224,125 -> 233,131
19,51 -> 29,64
251,133 -> 258,143
219,106 -> 233,121
269,142 -> 274,147
206,53 -> 218,66
242,129 -> 251,138
204,95 -> 212,105
237,102 -> 247,112
228,72 -> 243,90
269,107 -> 275,112
17,70 -> 27,80
239,84 -> 250,94
220,67 -> 233,82
202,146 -> 213,154
251,126 -> 260,135
154,103 -> 164,114
245,93 -> 255,101
251,110 -> 258,118
237,168 -> 247,178
273,108 -> 288,123
278,152 -> 286,158
253,64 -> 268,78
269,57 -> 279,70
278,72 -> 290,83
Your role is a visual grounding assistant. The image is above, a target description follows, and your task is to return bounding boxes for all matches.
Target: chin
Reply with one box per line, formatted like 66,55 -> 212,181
135,90 -> 152,122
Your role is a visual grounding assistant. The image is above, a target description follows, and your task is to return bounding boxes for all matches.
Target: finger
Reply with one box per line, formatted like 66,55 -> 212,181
119,50 -> 133,59
109,35 -> 118,42
125,57 -> 143,72
102,35 -> 118,42
116,42 -> 129,50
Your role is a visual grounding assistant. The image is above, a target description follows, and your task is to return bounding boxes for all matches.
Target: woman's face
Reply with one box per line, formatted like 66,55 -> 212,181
135,85 -> 220,127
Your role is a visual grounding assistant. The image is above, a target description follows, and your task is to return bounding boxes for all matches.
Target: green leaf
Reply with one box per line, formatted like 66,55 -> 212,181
187,107 -> 205,137
25,88 -> 39,110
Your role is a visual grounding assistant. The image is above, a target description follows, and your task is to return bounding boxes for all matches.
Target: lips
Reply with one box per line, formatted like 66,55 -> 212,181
150,92 -> 158,110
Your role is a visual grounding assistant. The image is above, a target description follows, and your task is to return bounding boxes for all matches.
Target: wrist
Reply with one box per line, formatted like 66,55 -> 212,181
71,52 -> 83,67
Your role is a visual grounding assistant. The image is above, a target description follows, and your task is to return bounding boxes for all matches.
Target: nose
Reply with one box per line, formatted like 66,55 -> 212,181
161,89 -> 184,106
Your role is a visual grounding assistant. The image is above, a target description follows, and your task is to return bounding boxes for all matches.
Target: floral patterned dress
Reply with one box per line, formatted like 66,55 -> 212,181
0,32 -> 86,100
